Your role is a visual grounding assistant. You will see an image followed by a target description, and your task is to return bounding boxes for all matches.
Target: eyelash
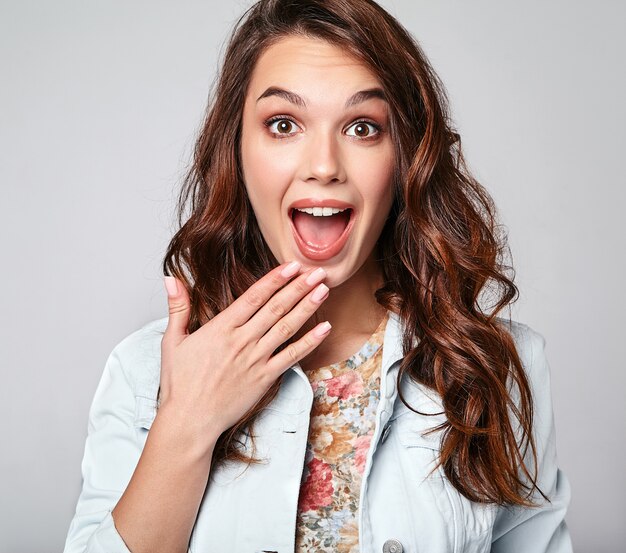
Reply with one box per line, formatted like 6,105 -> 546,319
263,115 -> 383,141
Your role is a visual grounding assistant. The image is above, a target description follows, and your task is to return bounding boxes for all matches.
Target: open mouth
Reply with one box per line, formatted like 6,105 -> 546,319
289,207 -> 355,260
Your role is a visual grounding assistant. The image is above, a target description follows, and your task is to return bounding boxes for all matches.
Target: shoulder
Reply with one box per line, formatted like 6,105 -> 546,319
493,316 -> 553,407
109,316 -> 169,400
112,316 -> 169,361
495,315 -> 546,350
493,316 -> 548,371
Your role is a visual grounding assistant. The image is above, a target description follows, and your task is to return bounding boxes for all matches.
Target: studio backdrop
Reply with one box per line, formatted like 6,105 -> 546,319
0,1 -> 623,552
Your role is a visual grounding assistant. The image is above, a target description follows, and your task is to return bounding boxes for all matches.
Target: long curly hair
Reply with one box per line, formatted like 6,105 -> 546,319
162,0 -> 546,507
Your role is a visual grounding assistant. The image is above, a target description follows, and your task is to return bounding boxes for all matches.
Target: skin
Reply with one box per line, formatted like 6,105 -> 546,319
240,35 -> 396,370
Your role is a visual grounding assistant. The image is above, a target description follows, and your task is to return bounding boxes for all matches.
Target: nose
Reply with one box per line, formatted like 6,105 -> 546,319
301,129 -> 347,185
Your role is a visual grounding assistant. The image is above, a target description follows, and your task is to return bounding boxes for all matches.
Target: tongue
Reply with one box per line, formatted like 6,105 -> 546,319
292,210 -> 350,249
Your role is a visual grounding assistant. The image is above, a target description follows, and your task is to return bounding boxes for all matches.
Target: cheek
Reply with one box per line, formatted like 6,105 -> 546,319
355,148 -> 395,205
241,134 -> 294,204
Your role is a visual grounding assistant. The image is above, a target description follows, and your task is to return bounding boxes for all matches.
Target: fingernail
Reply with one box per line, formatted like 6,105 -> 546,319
280,261 -> 301,278
314,321 -> 332,337
305,267 -> 326,286
311,283 -> 329,303
164,276 -> 178,297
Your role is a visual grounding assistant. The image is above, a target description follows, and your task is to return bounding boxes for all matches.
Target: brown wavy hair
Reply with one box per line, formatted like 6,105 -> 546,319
162,0 -> 547,507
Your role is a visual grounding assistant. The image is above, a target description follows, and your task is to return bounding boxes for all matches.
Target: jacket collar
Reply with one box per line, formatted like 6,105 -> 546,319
293,308 -> 405,376
269,309 -> 408,416
131,310 -> 411,422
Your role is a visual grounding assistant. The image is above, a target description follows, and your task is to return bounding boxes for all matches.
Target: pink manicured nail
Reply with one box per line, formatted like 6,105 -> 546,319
305,267 -> 327,286
280,261 -> 301,278
164,276 -> 178,297
311,283 -> 329,303
313,321 -> 332,337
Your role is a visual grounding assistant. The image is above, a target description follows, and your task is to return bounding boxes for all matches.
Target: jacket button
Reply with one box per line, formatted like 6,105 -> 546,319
382,539 -> 403,553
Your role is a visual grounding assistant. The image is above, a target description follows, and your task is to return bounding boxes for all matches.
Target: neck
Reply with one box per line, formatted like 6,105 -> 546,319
294,253 -> 389,370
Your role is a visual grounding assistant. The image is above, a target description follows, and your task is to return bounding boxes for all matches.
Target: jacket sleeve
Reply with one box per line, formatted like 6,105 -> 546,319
62,346 -> 148,553
491,325 -> 574,553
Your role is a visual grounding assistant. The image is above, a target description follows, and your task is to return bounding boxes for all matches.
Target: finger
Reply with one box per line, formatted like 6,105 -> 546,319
264,319 -> 332,377
243,267 -> 327,343
226,261 -> 304,328
255,281 -> 330,360
163,276 -> 191,344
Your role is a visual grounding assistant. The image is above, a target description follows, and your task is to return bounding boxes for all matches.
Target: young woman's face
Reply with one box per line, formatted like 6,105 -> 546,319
240,35 -> 395,287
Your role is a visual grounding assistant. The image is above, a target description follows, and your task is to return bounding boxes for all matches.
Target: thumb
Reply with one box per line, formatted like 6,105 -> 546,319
163,275 -> 191,341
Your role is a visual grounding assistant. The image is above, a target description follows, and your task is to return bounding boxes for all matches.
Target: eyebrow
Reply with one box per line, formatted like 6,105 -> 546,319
256,86 -> 387,109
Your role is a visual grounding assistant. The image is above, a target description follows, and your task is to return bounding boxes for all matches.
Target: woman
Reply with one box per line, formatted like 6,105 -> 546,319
64,1 -> 573,552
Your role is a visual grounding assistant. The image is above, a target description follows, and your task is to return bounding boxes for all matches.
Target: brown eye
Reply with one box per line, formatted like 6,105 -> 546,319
265,117 -> 300,137
354,123 -> 369,137
276,120 -> 293,133
346,120 -> 380,139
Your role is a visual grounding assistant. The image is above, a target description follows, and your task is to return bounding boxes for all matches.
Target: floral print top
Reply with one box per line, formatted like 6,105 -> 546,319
295,312 -> 389,552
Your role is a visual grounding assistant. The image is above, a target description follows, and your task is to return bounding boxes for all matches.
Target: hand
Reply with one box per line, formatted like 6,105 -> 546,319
158,262 -> 331,438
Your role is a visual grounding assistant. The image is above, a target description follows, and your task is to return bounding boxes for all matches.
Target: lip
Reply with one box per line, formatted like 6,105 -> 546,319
288,198 -> 355,211
288,204 -> 356,261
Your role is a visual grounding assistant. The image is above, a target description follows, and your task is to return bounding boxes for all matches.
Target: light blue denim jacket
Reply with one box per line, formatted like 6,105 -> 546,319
63,311 -> 573,552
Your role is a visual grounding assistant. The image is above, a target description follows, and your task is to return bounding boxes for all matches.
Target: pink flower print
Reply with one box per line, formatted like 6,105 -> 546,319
298,457 -> 334,512
354,434 -> 373,475
326,371 -> 364,400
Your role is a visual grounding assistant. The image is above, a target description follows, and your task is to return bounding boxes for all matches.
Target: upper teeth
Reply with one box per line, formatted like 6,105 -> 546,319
294,207 -> 348,216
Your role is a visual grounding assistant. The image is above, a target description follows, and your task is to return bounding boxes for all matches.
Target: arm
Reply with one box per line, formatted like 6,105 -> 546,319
63,344 -> 219,553
63,264 -> 330,552
491,326 -> 573,552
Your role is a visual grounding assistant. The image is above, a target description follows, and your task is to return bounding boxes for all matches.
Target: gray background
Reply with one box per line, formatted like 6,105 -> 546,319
1,1 -> 623,551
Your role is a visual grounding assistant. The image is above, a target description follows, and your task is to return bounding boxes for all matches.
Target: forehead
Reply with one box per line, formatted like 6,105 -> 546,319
247,35 -> 382,103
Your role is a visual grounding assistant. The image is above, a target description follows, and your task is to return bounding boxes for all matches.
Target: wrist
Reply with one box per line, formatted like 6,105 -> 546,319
152,401 -> 223,462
